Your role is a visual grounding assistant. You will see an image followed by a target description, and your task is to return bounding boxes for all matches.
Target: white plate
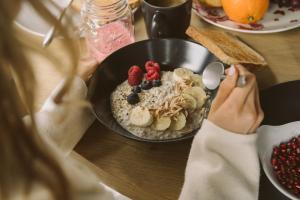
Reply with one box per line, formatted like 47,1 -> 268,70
257,122 -> 300,200
193,1 -> 300,34
15,0 -> 138,37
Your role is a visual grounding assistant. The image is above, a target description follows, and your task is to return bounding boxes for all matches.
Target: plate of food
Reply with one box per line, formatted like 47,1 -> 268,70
257,80 -> 300,199
258,123 -> 300,200
87,38 -> 216,142
193,0 -> 300,33
15,0 -> 141,37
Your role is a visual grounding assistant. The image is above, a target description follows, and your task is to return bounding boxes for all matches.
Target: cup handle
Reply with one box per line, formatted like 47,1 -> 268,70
151,11 -> 165,38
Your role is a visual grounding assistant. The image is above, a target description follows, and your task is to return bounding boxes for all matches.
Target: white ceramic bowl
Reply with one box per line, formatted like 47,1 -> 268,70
257,121 -> 300,200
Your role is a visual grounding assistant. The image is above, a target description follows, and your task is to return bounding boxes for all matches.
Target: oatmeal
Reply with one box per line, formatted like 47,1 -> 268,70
111,64 -> 208,140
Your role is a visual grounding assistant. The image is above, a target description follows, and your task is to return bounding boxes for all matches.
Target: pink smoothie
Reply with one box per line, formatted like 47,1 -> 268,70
86,20 -> 134,62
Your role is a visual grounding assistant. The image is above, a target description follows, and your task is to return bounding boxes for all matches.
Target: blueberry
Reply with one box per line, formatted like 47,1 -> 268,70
152,79 -> 161,87
132,86 -> 141,93
127,93 -> 139,105
141,81 -> 152,90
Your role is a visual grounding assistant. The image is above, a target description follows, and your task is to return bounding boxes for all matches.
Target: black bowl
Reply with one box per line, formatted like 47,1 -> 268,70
88,39 -> 215,142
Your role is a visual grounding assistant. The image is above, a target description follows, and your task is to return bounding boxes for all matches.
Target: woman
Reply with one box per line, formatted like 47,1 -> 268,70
0,0 -> 263,199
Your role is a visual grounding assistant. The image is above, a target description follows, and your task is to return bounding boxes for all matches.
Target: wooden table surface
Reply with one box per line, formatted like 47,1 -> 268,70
21,9 -> 300,200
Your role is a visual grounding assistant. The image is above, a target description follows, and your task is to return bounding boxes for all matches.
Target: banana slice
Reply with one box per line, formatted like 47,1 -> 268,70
181,93 -> 197,112
130,106 -> 153,127
191,74 -> 204,88
183,87 -> 207,109
170,112 -> 187,131
152,116 -> 171,131
173,68 -> 193,82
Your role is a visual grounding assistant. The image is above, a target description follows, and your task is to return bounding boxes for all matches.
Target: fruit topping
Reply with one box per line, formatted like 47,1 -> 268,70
191,74 -> 205,88
181,93 -> 197,112
141,81 -> 152,90
130,106 -> 153,127
127,93 -> 140,105
152,79 -> 162,87
145,69 -> 160,81
132,85 -> 142,93
170,112 -> 187,131
271,135 -> 300,197
128,75 -> 143,86
183,87 -> 207,108
128,65 -> 143,77
128,65 -> 143,86
145,60 -> 160,72
173,68 -> 193,82
152,116 -> 172,131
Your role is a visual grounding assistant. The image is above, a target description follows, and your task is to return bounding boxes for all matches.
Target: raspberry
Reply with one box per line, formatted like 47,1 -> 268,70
145,69 -> 160,81
128,75 -> 142,86
128,65 -> 143,77
145,61 -> 160,72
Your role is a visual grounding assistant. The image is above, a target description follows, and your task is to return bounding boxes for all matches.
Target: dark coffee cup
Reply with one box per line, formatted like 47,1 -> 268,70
142,0 -> 192,39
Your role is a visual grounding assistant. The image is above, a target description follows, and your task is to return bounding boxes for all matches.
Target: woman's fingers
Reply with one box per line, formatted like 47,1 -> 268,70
249,85 -> 264,133
226,65 -> 257,108
243,85 -> 259,133
227,74 -> 256,109
211,65 -> 239,111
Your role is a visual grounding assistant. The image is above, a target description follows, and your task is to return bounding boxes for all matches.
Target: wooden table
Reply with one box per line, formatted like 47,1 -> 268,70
21,10 -> 300,200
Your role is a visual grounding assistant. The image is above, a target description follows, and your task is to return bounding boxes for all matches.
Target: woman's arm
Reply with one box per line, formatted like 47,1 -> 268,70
32,59 -> 99,155
180,65 -> 264,200
179,120 -> 260,200
34,76 -> 95,155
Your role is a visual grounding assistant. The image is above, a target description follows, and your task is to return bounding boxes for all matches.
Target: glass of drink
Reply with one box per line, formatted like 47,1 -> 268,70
81,0 -> 135,62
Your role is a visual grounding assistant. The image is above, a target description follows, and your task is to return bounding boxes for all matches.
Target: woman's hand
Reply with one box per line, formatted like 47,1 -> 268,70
208,64 -> 264,134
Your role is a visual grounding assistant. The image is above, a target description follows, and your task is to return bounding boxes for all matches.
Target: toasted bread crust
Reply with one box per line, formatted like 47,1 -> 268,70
186,26 -> 267,66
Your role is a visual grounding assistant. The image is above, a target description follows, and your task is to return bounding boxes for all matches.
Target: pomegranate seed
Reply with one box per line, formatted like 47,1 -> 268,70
273,147 -> 280,156
271,158 -> 278,166
281,143 -> 287,149
272,135 -> 300,197
281,149 -> 287,154
280,156 -> 287,161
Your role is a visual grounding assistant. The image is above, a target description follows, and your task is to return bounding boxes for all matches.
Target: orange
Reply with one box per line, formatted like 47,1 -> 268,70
221,0 -> 270,24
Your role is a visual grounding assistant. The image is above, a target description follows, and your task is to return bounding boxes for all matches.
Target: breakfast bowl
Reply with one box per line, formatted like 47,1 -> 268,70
258,81 -> 300,200
87,38 -> 216,142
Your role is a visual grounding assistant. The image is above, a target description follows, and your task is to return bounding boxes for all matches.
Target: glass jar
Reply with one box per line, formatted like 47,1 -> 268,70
81,0 -> 135,62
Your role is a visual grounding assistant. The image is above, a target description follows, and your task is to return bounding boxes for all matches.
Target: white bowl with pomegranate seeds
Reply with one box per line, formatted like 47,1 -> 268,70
257,121 -> 300,200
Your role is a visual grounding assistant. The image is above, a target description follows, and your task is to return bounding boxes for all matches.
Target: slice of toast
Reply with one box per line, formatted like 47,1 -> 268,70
72,0 -> 140,12
186,26 -> 267,66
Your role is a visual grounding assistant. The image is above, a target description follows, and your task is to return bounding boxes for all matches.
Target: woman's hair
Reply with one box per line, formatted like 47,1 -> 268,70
0,0 -> 79,199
